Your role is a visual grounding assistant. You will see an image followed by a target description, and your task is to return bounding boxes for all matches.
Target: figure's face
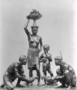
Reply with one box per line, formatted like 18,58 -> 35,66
44,49 -> 48,53
21,60 -> 27,65
55,60 -> 61,66
32,27 -> 38,35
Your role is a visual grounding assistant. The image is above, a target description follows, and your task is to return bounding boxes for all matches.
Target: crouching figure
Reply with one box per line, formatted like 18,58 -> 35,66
0,55 -> 38,90
54,56 -> 76,88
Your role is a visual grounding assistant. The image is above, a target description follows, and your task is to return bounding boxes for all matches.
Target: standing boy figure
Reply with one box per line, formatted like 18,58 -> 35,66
39,45 -> 53,84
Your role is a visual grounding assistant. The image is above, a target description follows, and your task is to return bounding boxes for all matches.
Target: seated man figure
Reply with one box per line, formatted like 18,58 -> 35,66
41,56 -> 76,88
0,55 -> 38,90
54,56 -> 76,88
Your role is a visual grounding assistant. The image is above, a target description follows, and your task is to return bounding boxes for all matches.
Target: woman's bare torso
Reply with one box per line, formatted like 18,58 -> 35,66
29,35 -> 40,49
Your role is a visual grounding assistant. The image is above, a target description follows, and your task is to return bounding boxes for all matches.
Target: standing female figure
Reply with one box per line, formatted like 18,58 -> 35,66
24,19 -> 43,85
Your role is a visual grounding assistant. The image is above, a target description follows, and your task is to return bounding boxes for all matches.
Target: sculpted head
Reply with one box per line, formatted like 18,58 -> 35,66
43,45 -> 50,53
19,55 -> 27,65
54,56 -> 63,66
31,26 -> 38,35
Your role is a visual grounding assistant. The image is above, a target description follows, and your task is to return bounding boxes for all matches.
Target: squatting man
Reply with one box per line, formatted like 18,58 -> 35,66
0,55 -> 38,90
42,56 -> 76,88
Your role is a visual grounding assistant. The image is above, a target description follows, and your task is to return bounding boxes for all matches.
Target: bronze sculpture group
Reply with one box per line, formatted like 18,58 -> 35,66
0,10 -> 76,90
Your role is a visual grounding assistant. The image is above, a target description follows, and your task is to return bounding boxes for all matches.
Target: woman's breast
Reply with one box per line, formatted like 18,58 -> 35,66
30,36 -> 39,43
29,36 -> 39,48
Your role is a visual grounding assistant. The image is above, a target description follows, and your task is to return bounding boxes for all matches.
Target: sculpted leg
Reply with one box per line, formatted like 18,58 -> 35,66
43,66 -> 47,84
3,76 -> 14,90
36,64 -> 40,86
29,68 -> 33,86
71,75 -> 76,87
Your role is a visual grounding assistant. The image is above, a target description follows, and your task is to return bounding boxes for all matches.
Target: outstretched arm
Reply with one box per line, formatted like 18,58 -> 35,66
14,65 -> 25,80
22,76 -> 38,83
18,73 -> 38,83
54,75 -> 64,81
14,64 -> 38,83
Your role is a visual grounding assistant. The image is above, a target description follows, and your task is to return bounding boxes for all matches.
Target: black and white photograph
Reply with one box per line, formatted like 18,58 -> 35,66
0,0 -> 77,90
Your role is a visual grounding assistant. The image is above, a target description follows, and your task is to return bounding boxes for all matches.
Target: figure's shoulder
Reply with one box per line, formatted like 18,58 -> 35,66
48,53 -> 52,56
7,63 -> 18,70
37,35 -> 42,39
40,53 -> 44,56
63,62 -> 69,68
68,65 -> 73,71
14,62 -> 19,67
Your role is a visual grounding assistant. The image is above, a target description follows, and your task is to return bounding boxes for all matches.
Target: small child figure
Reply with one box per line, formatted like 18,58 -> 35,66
39,45 -> 53,84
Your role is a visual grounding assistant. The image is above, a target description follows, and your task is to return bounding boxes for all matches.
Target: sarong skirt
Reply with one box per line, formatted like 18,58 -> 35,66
27,48 -> 39,69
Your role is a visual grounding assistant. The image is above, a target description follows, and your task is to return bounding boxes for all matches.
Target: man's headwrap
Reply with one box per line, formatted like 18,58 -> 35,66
54,56 -> 63,61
